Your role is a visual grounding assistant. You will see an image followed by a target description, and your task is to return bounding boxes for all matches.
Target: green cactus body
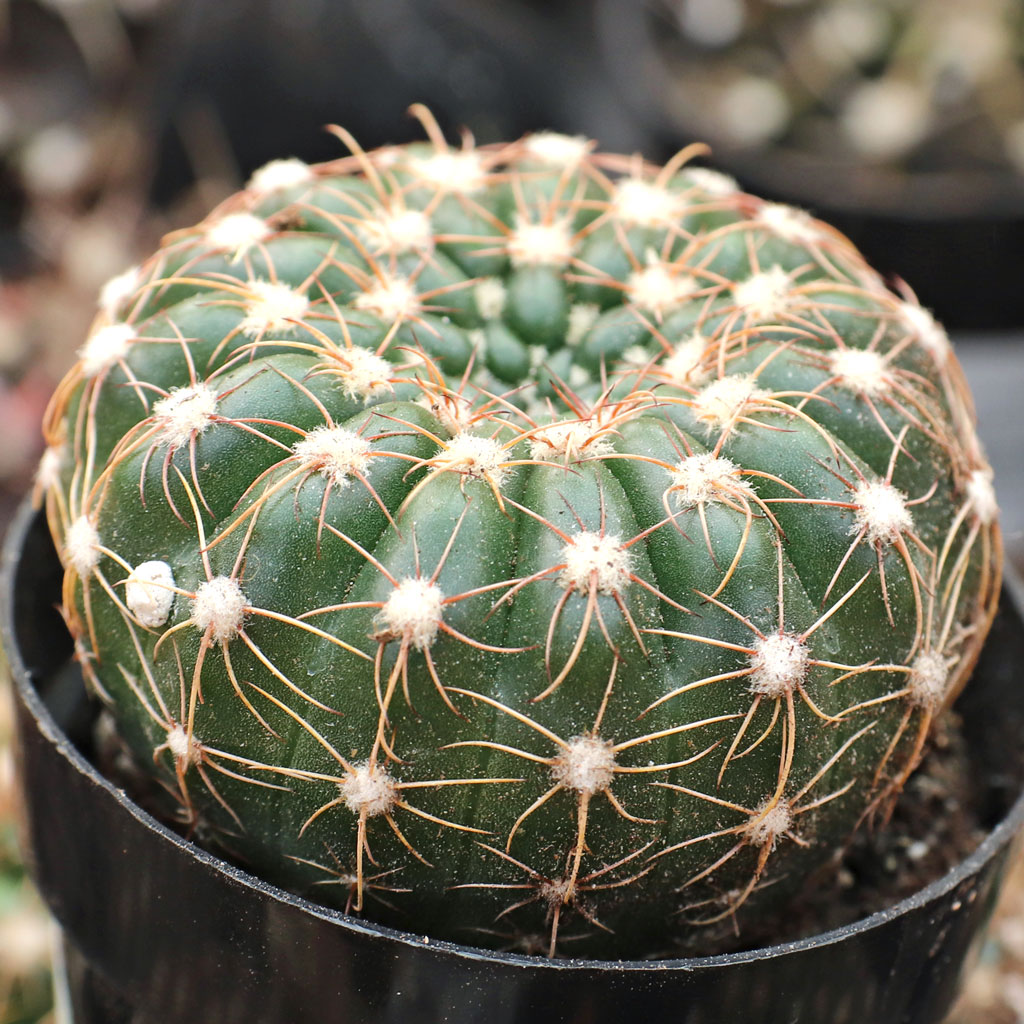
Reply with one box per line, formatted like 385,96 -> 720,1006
41,113 -> 1001,958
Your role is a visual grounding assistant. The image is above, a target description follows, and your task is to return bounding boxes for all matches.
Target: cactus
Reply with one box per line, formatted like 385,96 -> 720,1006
40,108 -> 1001,959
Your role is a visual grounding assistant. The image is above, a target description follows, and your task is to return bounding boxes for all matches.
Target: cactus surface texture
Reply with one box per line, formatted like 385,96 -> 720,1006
41,109 -> 1001,959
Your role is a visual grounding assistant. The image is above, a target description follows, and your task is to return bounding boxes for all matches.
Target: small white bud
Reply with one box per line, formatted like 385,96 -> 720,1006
125,560 -> 176,628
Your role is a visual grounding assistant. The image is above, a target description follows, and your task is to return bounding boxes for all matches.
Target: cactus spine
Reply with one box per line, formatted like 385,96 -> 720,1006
41,109 -> 1000,958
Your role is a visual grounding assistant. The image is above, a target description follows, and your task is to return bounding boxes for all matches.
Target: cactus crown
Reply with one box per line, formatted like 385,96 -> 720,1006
41,107 -> 1000,959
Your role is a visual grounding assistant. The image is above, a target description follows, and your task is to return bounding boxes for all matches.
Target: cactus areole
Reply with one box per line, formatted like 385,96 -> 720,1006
41,109 -> 1001,959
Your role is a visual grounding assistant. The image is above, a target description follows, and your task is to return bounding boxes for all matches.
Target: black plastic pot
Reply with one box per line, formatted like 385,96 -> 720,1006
5,499 -> 1024,1024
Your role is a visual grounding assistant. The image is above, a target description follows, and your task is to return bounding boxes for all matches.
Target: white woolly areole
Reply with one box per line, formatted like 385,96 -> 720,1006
354,273 -> 420,322
432,432 -> 509,483
908,650 -> 950,711
829,347 -> 889,396
335,347 -> 394,402
240,280 -> 310,337
293,426 -> 371,487
507,218 -> 574,267
358,206 -> 434,255
759,202 -> 822,245
79,322 -> 135,377
205,213 -> 271,255
733,265 -> 794,321
559,531 -> 632,595
523,131 -> 590,167
247,157 -> 313,194
967,468 -> 997,525
748,633 -> 810,696
669,453 -> 746,506
551,735 -> 617,795
376,578 -> 444,650
611,178 -> 684,228
165,724 -> 199,765
684,167 -> 738,197
899,302 -> 950,362
341,762 -> 399,817
566,303 -> 600,346
152,383 -> 218,448
125,560 -> 176,628
66,515 -> 101,576
408,150 -> 487,193
539,877 -> 574,911
692,374 -> 767,428
98,266 -> 140,316
474,278 -> 506,320
36,446 -> 64,491
661,333 -> 709,386
853,480 -> 912,545
744,797 -> 793,849
529,418 -> 615,462
420,391 -> 475,435
621,345 -> 650,367
191,576 -> 248,642
626,261 -> 697,316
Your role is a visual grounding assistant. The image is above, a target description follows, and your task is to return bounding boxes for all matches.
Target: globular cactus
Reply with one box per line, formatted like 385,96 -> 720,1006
40,108 -> 1001,959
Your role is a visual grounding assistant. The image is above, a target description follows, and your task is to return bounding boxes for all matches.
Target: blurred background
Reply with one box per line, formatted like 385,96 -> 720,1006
1,0 -> 1023,1020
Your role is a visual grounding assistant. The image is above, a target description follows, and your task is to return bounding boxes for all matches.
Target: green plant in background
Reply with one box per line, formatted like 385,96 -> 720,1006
38,106 -> 1001,959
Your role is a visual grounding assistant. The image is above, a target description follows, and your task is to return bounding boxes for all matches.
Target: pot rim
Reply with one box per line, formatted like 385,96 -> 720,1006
6,496 -> 1024,974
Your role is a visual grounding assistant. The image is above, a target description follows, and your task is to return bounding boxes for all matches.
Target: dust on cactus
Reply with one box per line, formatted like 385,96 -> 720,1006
38,106 -> 1001,959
